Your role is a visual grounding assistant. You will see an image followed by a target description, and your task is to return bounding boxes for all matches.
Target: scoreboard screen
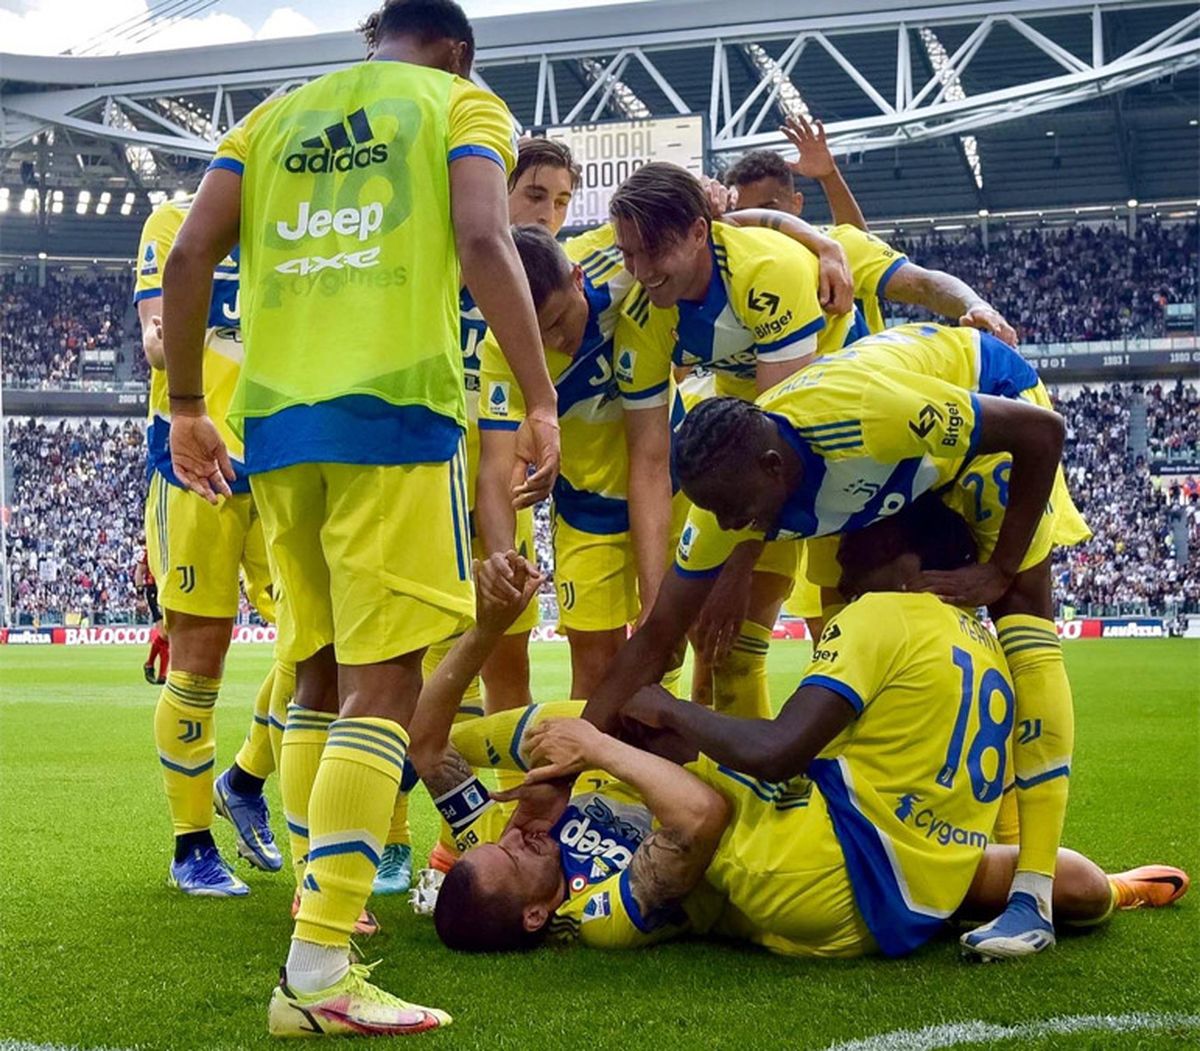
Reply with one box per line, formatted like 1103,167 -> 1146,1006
542,114 -> 705,230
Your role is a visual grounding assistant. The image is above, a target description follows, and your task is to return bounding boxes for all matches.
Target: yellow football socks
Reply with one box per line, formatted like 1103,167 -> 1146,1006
267,661 -> 296,771
153,670 -> 220,835
234,663 -> 277,782
712,621 -> 773,720
295,717 -> 408,947
280,703 -> 334,888
997,615 -> 1074,880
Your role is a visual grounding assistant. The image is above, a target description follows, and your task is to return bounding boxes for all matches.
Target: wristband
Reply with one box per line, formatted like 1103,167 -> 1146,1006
433,775 -> 494,834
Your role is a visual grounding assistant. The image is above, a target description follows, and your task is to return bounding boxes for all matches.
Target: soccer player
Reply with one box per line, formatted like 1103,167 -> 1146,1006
162,0 -> 559,1034
585,321 -> 1090,960
407,503 -> 1186,956
135,195 -> 284,895
134,540 -> 168,684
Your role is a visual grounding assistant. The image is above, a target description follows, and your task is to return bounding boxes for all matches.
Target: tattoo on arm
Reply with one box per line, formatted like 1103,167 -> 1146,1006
420,747 -> 476,799
628,826 -> 699,915
764,214 -> 785,231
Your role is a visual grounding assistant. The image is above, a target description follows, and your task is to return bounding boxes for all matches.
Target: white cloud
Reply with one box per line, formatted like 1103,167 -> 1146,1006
0,0 -> 319,56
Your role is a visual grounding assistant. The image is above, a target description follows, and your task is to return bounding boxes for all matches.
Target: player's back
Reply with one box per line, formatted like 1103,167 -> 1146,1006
214,59 -> 515,469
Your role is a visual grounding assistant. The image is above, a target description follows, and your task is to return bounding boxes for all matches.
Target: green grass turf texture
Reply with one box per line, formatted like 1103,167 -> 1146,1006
0,640 -> 1197,1051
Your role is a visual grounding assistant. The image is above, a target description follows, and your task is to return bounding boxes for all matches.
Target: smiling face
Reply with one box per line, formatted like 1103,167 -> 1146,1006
508,164 -> 576,234
613,215 -> 711,308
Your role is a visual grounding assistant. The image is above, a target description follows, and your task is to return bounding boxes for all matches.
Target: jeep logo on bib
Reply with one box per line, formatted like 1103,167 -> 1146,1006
284,107 -> 389,174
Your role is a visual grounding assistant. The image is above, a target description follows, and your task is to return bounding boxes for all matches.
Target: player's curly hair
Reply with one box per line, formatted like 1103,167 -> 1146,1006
511,224 -> 574,311
724,149 -> 793,189
672,396 -> 767,487
433,858 -> 550,952
510,137 -> 582,194
897,495 -> 979,571
358,0 -> 475,69
609,162 -> 711,256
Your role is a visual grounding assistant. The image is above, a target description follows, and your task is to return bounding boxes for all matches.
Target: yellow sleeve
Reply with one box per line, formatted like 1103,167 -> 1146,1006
730,238 -> 826,362
827,224 -> 909,300
210,121 -> 250,177
860,368 -> 982,463
447,77 -> 518,175
673,504 -> 760,577
799,596 -> 909,715
615,293 -> 674,409
133,205 -> 184,303
477,330 -> 524,430
449,700 -> 586,771
556,869 -> 690,950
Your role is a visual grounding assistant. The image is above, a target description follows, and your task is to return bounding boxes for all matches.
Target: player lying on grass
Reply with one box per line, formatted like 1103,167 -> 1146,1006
585,320 -> 1091,961
405,504 -> 1187,957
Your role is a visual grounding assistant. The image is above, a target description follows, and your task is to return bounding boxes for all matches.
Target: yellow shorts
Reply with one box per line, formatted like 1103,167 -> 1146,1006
552,512 -> 637,633
251,453 -> 474,666
241,512 -> 277,624
469,504 -> 541,635
688,757 -> 874,958
145,472 -> 259,620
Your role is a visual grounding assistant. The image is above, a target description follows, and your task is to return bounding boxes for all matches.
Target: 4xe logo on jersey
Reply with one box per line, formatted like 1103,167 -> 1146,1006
284,107 -> 388,173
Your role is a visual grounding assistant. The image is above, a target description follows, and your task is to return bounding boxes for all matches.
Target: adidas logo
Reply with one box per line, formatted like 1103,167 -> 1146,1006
284,107 -> 389,174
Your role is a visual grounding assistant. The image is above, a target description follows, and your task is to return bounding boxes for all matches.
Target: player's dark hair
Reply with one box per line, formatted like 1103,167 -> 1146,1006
672,396 -> 767,487
899,494 -> 979,571
511,224 -> 574,311
359,0 -> 475,70
510,137 -> 582,194
725,150 -> 793,189
433,858 -> 549,952
609,162 -> 711,256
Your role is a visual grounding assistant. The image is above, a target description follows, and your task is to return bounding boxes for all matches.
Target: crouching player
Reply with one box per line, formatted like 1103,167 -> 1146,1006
406,507 -> 1187,956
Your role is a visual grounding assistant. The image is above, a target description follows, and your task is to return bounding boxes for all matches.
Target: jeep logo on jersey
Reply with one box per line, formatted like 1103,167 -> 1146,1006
285,107 -> 389,173
748,287 -> 781,314
276,201 -> 383,243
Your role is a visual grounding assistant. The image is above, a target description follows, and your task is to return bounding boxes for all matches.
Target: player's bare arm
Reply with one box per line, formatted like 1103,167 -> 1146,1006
137,300 -> 165,371
628,680 -> 856,783
476,427 -> 520,555
920,395 -> 1065,607
691,539 -> 762,664
721,209 -> 854,316
161,166 -> 240,503
451,154 -> 560,504
525,717 -> 728,910
885,263 -> 1018,348
781,115 -> 868,230
624,402 -> 674,620
583,567 -> 716,732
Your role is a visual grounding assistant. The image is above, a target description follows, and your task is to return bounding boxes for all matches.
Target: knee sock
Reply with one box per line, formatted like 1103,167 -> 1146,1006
386,760 -> 417,848
993,786 -> 1020,845
997,616 -> 1074,894
267,661 -> 296,772
233,664 -> 277,784
294,717 -> 408,947
280,703 -> 334,889
712,621 -> 772,720
154,670 -> 219,838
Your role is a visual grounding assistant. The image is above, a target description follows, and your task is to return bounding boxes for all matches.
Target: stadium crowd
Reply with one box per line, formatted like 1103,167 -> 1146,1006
1,270 -> 133,388
890,219 -> 1198,343
5,385 -> 1197,624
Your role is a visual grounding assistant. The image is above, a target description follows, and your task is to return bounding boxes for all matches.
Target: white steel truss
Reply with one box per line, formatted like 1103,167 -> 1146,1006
0,0 -> 1196,173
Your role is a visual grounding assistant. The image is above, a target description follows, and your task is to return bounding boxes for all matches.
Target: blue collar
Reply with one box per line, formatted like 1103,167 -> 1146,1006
767,413 -> 826,539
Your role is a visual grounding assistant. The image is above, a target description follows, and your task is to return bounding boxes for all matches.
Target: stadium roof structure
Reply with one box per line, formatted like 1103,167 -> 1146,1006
1,0 -> 1197,256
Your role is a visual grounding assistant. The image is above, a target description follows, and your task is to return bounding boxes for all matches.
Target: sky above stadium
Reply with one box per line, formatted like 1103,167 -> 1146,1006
0,0 -> 657,55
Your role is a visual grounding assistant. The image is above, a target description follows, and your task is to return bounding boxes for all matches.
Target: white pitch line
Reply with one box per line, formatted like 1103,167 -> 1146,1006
0,1042 -> 140,1051
822,1012 -> 1200,1051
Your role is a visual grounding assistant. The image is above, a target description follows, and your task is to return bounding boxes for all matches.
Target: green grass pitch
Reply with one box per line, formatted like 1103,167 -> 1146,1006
0,640 -> 1197,1050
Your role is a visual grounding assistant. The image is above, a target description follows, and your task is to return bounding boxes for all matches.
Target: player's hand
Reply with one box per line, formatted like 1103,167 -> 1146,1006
523,718 -> 609,782
169,413 -> 234,504
143,314 -> 164,367
960,303 -> 1019,348
474,551 -> 543,635
700,174 -> 736,219
694,557 -> 754,664
512,407 -> 560,509
781,116 -> 837,181
621,684 -> 679,730
917,562 -> 1014,609
816,241 -> 854,315
489,778 -> 571,834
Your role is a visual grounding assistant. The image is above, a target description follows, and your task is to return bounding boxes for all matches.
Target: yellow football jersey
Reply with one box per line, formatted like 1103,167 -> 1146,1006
823,223 -> 908,339
478,223 -> 636,534
133,197 -> 248,491
801,592 -> 1014,955
674,323 -> 1042,576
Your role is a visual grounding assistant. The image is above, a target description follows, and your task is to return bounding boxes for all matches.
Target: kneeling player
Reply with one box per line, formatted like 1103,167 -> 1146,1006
404,509 -> 1186,956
